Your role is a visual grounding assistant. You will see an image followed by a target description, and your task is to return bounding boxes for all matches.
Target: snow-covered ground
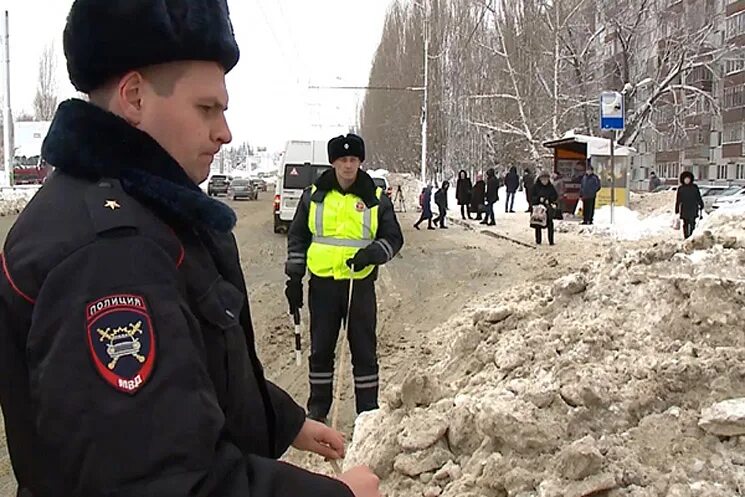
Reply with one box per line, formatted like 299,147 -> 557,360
572,205 -> 672,241
0,187 -> 40,217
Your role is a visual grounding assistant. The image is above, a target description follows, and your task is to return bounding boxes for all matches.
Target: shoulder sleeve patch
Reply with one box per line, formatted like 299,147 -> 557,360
86,294 -> 156,394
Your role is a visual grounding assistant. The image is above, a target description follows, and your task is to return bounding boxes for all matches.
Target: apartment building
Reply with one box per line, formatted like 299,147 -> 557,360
596,0 -> 745,188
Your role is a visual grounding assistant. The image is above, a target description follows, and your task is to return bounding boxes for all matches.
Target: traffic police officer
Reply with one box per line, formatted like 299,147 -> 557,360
285,134 -> 404,422
0,1 -> 380,496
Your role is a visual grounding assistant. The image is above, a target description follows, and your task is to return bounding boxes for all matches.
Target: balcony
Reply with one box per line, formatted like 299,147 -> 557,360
684,145 -> 710,160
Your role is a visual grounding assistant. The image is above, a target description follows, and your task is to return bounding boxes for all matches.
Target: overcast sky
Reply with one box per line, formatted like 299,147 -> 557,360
2,0 -> 392,152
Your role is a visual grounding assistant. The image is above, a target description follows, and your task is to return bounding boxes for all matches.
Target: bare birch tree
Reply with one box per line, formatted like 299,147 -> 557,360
34,44 -> 58,121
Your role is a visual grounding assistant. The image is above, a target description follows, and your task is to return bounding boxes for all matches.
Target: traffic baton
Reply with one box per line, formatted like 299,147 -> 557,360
292,309 -> 302,367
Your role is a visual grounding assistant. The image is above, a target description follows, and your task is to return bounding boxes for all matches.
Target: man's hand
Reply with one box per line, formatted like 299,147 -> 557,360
292,419 -> 345,460
338,466 -> 382,497
345,250 -> 371,269
285,278 -> 303,313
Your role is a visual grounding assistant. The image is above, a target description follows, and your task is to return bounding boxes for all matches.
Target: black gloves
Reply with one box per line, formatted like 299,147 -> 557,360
346,250 -> 371,270
285,277 -> 303,313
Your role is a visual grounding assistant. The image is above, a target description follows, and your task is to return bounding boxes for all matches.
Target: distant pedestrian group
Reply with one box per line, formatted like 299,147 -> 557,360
414,165 -> 572,247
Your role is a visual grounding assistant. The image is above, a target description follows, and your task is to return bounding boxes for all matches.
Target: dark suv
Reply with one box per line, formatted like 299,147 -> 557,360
208,175 -> 230,196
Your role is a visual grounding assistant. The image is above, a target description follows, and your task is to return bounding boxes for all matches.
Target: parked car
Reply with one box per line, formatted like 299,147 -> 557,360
370,175 -> 393,198
699,185 -> 732,213
228,178 -> 258,201
712,186 -> 745,210
653,184 -> 677,193
208,174 -> 230,196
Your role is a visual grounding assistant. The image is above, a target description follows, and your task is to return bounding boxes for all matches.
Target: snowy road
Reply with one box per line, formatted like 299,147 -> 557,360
0,192 -> 641,493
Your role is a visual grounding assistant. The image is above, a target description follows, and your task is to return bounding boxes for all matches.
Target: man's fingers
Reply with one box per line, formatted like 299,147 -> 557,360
314,440 -> 342,460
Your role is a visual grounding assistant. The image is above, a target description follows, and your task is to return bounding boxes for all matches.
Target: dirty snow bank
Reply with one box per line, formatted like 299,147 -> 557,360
345,207 -> 745,497
0,188 -> 38,217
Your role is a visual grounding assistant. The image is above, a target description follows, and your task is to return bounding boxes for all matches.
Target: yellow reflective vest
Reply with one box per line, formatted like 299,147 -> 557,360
307,186 -> 383,280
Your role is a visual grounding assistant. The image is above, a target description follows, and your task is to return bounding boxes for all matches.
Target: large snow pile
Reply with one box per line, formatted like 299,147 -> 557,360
579,205 -> 672,241
630,191 -> 677,217
0,188 -> 38,217
345,207 -> 745,497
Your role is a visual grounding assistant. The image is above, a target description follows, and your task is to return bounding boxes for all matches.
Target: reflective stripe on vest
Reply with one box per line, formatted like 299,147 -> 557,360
307,186 -> 382,280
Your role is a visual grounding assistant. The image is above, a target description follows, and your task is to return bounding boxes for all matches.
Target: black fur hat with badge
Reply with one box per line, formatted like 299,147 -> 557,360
63,0 -> 240,93
328,134 -> 366,164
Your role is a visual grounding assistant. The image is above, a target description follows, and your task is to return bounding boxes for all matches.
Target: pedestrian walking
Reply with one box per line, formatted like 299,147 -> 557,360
0,2 -> 382,496
470,174 -> 486,221
580,165 -> 602,225
523,168 -> 536,213
456,170 -> 473,220
414,185 -> 435,230
433,181 -> 450,228
285,133 -> 404,424
531,171 -> 559,245
675,171 -> 704,239
504,166 -> 520,213
481,168 -> 499,226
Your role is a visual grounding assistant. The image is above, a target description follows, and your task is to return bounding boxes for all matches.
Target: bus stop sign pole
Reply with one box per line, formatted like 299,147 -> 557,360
600,91 -> 625,225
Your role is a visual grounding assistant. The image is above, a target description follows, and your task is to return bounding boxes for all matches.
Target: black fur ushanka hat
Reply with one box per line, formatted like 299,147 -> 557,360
64,0 -> 240,92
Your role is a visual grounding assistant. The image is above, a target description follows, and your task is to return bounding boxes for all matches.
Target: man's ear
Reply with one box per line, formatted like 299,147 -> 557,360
117,71 -> 147,125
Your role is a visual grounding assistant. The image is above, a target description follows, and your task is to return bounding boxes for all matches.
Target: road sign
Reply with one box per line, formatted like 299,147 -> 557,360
600,91 -> 625,130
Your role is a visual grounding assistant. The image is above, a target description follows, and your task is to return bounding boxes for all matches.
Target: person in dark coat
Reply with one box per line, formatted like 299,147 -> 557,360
455,170 -> 473,220
0,2 -> 380,496
470,173 -> 486,221
433,181 -> 450,228
504,166 -> 520,213
649,171 -> 662,192
675,171 -> 705,239
531,171 -> 559,245
580,165 -> 602,225
482,168 -> 499,226
414,185 -> 435,230
523,168 -> 536,213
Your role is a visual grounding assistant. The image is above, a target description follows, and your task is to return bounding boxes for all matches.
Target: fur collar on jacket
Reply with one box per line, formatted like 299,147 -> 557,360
310,168 -> 380,208
42,99 -> 237,232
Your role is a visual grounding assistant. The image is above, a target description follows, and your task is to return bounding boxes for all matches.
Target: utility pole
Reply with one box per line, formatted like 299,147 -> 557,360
420,0 -> 429,186
2,10 -> 13,188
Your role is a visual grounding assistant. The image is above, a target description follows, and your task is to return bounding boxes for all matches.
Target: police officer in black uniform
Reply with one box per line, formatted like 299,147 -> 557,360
285,135 -> 404,423
0,2 -> 381,496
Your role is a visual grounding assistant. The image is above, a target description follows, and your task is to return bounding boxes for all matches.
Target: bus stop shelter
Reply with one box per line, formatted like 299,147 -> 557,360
543,133 -> 634,214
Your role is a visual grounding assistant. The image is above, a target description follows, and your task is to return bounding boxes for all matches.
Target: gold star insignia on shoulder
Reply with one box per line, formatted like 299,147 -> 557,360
104,200 -> 121,211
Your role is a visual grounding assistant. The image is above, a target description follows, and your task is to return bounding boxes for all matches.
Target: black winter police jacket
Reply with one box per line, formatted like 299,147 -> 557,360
285,168 -> 404,279
0,100 -> 352,497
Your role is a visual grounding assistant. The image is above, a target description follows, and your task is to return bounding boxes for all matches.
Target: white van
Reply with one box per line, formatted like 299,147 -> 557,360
273,140 -> 332,233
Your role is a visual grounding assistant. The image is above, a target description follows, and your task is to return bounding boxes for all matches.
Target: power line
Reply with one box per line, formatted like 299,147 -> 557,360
253,0 -> 297,78
308,85 -> 424,92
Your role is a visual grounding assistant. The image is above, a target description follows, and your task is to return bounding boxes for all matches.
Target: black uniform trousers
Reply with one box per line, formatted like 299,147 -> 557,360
308,274 -> 378,417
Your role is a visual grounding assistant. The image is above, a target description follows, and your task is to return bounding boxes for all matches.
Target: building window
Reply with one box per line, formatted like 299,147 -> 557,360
723,84 -> 745,109
688,66 -> 713,83
726,12 -> 745,40
723,123 -> 743,144
726,58 -> 745,75
737,163 -> 745,180
718,164 -> 729,179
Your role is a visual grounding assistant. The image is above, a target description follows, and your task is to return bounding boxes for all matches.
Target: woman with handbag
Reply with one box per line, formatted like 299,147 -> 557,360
531,171 -> 559,246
